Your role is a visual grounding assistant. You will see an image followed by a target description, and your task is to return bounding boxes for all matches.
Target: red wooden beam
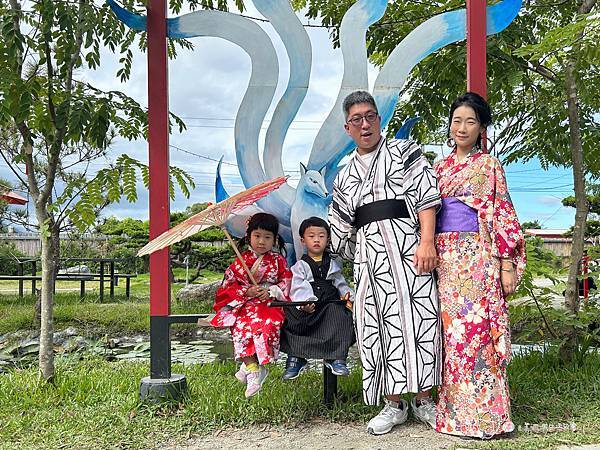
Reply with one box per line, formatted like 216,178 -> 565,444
147,0 -> 170,317
466,0 -> 487,100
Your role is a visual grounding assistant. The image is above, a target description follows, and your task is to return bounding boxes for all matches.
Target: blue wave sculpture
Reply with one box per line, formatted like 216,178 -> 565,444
214,156 -> 229,203
395,117 -> 420,140
108,0 -> 522,262
256,0 -> 311,210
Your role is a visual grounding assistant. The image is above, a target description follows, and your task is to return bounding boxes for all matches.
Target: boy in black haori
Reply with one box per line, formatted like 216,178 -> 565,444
280,217 -> 355,379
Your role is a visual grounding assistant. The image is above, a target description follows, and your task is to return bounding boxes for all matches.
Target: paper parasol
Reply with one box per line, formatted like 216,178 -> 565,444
137,176 -> 288,285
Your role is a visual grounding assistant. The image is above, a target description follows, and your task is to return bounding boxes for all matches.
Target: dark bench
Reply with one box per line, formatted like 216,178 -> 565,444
195,313 -> 339,404
0,273 -> 137,300
7,257 -> 138,301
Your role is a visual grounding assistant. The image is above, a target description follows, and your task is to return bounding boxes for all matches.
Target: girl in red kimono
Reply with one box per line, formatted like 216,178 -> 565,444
210,213 -> 292,398
434,92 -> 526,438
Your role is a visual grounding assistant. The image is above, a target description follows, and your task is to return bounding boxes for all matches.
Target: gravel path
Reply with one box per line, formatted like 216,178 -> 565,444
157,420 -> 468,450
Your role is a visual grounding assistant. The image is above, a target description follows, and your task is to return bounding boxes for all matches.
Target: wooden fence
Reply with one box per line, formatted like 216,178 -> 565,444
0,233 -> 109,256
0,232 -> 227,256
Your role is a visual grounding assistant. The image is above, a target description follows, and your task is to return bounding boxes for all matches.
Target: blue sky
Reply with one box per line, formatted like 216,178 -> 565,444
502,160 -> 573,229
1,4 -> 576,230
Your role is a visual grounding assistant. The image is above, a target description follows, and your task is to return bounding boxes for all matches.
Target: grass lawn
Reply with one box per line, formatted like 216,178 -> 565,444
0,269 -> 224,335
2,267 -> 599,449
1,350 -> 599,450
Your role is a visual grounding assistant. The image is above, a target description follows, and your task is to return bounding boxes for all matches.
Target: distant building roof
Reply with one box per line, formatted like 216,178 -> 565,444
0,190 -> 27,205
525,229 -> 570,239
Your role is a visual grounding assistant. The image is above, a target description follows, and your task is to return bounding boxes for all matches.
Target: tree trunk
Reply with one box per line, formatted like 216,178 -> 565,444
559,0 -> 595,362
38,218 -> 60,382
34,288 -> 42,330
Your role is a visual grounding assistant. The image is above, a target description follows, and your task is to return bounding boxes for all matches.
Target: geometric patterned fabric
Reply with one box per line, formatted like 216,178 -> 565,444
329,138 -> 442,405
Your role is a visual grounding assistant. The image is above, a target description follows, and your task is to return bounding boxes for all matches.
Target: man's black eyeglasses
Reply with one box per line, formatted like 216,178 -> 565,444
347,112 -> 379,127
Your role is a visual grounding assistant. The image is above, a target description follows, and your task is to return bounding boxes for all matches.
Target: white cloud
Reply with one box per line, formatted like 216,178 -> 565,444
536,195 -> 563,206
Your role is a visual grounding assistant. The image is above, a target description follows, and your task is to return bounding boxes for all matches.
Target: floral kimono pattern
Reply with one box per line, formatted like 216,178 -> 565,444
211,249 -> 292,364
433,151 -> 525,438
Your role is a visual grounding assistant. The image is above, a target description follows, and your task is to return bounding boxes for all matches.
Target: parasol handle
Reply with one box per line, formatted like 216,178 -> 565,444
222,227 -> 258,286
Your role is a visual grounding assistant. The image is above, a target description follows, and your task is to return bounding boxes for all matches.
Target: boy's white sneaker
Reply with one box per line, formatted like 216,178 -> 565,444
367,399 -> 408,435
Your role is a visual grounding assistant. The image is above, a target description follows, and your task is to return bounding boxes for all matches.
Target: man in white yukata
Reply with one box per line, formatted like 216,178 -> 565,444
328,90 -> 441,435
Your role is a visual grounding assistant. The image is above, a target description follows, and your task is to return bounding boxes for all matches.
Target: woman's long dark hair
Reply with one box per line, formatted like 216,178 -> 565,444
237,212 -> 287,257
447,92 -> 493,150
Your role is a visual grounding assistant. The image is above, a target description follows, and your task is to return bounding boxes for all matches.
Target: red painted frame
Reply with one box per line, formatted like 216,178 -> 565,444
466,0 -> 487,99
582,254 -> 590,302
147,0 -> 170,317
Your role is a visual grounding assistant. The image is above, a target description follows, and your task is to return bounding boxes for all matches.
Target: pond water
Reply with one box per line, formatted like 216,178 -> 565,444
0,328 -> 591,373
0,329 -> 234,372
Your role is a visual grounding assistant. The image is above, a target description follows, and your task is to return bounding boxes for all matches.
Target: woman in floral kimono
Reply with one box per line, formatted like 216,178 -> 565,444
434,92 -> 526,438
211,213 -> 292,398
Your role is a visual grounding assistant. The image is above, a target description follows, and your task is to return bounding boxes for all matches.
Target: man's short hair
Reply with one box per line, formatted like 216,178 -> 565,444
299,216 -> 330,238
342,91 -> 378,120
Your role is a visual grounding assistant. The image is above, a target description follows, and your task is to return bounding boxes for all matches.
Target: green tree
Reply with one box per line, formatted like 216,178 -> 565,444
95,210 -> 226,276
0,0 -> 249,380
98,216 -> 150,239
185,201 -> 212,216
522,220 -> 543,230
172,202 -> 225,241
563,192 -> 600,217
564,185 -> 600,244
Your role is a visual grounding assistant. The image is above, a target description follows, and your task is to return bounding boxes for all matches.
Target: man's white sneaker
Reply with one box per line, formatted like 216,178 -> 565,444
411,396 -> 436,428
367,399 -> 408,435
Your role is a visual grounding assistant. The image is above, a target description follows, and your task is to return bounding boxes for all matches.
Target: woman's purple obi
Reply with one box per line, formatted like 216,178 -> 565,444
436,197 -> 479,233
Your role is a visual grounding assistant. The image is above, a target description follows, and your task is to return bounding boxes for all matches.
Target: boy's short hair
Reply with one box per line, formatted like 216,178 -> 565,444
299,216 -> 330,238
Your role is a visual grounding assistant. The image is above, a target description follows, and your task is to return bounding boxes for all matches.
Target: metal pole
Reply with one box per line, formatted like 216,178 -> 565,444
18,261 -> 23,298
110,260 -> 115,299
466,0 -> 488,152
147,0 -> 171,318
146,0 -> 171,382
99,260 -> 105,303
323,365 -> 338,405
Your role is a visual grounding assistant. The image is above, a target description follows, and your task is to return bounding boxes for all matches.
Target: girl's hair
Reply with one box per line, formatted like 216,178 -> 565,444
447,92 -> 493,149
238,212 -> 287,256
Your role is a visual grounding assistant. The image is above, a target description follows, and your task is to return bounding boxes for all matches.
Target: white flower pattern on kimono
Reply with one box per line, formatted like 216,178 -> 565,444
466,303 -> 485,324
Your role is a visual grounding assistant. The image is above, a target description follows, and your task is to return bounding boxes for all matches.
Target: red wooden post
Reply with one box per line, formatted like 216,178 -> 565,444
582,254 -> 590,303
466,0 -> 488,151
466,0 -> 487,99
147,0 -> 171,318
